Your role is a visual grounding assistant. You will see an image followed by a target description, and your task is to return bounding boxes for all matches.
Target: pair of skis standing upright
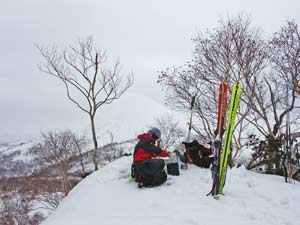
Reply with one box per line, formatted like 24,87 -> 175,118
204,80 -> 294,197
207,82 -> 242,197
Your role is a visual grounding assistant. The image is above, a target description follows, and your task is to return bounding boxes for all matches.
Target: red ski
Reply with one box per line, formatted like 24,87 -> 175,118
216,82 -> 228,140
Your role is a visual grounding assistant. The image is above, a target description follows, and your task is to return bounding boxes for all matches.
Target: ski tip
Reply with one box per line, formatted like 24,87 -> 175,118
220,82 -> 228,87
233,81 -> 242,90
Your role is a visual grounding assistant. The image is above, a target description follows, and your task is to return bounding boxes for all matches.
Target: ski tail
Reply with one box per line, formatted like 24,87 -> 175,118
218,82 -> 242,195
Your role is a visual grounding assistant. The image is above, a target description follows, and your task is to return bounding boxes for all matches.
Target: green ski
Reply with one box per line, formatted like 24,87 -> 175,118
218,82 -> 242,195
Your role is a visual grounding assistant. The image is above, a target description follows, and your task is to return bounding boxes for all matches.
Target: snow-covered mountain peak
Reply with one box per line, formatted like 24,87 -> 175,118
42,156 -> 300,225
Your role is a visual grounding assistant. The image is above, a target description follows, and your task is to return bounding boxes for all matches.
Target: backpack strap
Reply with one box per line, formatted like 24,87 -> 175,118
131,164 -> 135,178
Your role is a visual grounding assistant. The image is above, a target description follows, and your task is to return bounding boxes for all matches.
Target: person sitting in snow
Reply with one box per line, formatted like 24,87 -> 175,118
182,140 -> 214,168
132,127 -> 169,188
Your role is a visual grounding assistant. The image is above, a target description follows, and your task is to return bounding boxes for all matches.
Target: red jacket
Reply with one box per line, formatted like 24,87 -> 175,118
133,133 -> 169,162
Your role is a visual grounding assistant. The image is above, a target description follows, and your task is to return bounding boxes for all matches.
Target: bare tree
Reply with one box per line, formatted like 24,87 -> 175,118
34,130 -> 81,196
106,130 -> 118,160
158,15 -> 300,173
73,134 -> 89,177
36,36 -> 134,170
246,21 -> 300,171
33,181 -> 63,211
268,20 -> 300,135
0,195 -> 15,225
158,14 -> 267,158
152,114 -> 185,150
239,21 -> 300,140
0,190 -> 44,225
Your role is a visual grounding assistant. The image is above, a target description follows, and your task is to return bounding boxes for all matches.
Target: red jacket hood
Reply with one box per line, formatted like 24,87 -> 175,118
137,133 -> 155,143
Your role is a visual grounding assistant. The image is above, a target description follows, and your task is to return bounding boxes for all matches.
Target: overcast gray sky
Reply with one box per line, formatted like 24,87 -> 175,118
1,0 -> 300,141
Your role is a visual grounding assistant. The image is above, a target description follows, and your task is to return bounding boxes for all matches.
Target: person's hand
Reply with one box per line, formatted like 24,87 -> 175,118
155,139 -> 161,148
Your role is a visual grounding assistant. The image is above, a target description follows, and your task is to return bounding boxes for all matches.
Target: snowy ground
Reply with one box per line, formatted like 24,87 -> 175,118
0,140 -> 38,161
41,156 -> 300,225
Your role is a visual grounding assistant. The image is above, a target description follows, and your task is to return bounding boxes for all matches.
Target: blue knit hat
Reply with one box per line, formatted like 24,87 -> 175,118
147,127 -> 161,139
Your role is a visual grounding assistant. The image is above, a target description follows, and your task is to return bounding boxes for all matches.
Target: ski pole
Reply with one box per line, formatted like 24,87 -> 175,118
187,95 -> 196,142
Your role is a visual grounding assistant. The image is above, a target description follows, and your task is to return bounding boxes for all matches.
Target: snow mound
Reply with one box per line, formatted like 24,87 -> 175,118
42,157 -> 300,225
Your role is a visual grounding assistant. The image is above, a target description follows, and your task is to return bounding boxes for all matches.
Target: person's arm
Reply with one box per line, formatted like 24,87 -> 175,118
156,150 -> 169,157
138,139 -> 162,154
200,145 -> 213,156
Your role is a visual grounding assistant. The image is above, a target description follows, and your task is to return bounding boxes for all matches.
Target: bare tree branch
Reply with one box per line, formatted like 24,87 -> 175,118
36,36 -> 134,170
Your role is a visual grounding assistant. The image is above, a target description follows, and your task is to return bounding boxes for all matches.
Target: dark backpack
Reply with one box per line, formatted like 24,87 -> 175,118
132,158 -> 167,188
182,140 -> 214,168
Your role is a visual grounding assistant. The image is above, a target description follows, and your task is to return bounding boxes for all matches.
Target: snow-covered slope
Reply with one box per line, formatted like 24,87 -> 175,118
90,91 -> 187,144
42,156 -> 300,225
0,91 -> 187,145
0,91 -> 187,175
0,140 -> 37,161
